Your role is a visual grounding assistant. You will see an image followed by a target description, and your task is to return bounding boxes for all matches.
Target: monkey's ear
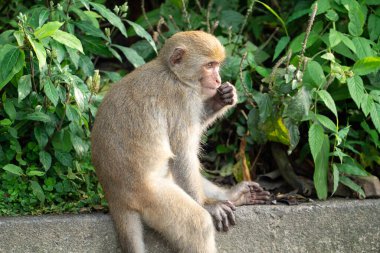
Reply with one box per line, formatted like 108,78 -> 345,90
169,47 -> 186,66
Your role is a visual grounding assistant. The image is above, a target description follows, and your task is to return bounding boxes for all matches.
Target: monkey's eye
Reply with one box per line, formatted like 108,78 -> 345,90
206,62 -> 217,68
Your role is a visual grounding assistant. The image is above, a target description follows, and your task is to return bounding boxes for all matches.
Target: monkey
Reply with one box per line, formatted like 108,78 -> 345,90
91,31 -> 270,253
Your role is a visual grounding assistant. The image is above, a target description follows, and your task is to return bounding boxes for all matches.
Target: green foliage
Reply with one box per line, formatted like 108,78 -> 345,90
139,0 -> 380,199
0,0 -> 153,215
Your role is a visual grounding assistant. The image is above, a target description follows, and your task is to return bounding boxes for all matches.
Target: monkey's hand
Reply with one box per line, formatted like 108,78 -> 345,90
211,82 -> 237,111
227,181 -> 270,206
205,201 -> 236,232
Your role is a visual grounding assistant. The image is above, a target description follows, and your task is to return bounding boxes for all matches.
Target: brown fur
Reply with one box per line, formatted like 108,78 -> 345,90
91,31 -> 268,253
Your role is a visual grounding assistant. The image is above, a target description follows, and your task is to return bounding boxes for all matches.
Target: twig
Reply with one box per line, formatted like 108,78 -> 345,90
156,17 -> 167,41
195,0 -> 203,13
239,52 -> 256,107
29,51 -> 37,91
141,0 -> 154,32
210,20 -> 219,34
250,144 -> 263,179
259,27 -> 279,51
206,0 -> 214,33
169,15 -> 180,31
296,3 -> 318,76
232,0 -> 255,55
269,55 -> 287,88
181,0 -> 192,29
236,135 -> 252,181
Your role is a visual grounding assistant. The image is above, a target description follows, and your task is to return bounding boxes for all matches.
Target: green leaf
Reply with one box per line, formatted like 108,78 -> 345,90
370,103 -> 380,133
368,14 -> 380,42
66,46 -> 80,69
329,29 -> 341,48
52,130 -> 72,152
27,7 -> 49,28
307,61 -> 326,88
2,164 -> 23,175
0,45 -> 25,90
256,0 -> 288,36
39,150 -> 52,171
283,87 -> 311,122
273,36 -> 290,61
0,119 -> 12,126
90,2 -> 128,38
71,134 -> 89,157
313,134 -> 329,200
66,105 -> 80,122
113,45 -> 145,68
34,21 -> 63,40
352,56 -> 380,76
109,47 -> 123,63
220,10 -> 245,33
308,123 -> 325,161
29,37 -> 46,70
317,90 -> 338,117
332,147 -> 349,163
316,114 -> 337,133
79,35 -> 111,57
127,20 -> 157,53
325,9 -> 339,22
252,92 -> 272,123
4,98 -> 16,121
335,163 -> 369,177
27,170 -> 46,177
75,21 -> 108,40
18,74 -> 32,102
347,75 -> 365,109
43,78 -> 59,106
26,111 -> 51,122
352,37 -> 374,59
54,151 -> 73,167
340,176 -> 365,199
361,94 -> 374,117
331,163 -> 339,195
342,0 -> 365,36
30,180 -> 45,203
51,30 -> 83,53
73,85 -> 85,111
34,127 -> 48,149
340,34 -> 356,53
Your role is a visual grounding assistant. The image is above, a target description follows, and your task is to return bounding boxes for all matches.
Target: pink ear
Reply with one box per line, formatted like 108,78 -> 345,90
170,47 -> 186,65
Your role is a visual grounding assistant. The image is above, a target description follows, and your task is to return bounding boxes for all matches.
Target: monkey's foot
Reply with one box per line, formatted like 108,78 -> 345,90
229,181 -> 271,206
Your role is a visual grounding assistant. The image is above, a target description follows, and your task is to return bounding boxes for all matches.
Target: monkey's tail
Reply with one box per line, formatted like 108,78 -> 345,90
113,209 -> 145,253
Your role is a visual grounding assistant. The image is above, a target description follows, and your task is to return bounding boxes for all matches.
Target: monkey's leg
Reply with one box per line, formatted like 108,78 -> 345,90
108,198 -> 145,253
141,180 -> 217,253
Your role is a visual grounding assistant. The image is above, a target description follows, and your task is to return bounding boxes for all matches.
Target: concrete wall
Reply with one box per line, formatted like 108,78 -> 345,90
0,199 -> 379,253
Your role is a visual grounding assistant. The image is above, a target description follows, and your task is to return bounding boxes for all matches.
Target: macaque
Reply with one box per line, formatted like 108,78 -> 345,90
91,31 -> 270,253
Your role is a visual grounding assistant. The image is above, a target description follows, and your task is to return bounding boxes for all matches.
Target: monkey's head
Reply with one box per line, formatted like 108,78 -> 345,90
159,31 -> 226,99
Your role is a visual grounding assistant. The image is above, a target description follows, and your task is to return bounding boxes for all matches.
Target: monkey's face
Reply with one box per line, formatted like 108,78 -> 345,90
199,61 -> 222,98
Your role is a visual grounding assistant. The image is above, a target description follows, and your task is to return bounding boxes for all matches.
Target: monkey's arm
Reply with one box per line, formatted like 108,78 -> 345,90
202,82 -> 237,127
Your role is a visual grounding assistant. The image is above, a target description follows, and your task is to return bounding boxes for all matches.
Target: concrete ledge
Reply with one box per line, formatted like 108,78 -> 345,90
0,199 -> 379,253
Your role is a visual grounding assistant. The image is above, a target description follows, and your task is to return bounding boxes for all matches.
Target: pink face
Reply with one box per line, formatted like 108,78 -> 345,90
199,61 -> 222,98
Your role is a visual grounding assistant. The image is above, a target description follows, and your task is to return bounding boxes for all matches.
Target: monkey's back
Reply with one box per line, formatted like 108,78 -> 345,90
91,60 -> 199,201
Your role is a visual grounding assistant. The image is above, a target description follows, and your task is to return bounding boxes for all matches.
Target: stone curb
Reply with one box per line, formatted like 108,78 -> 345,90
0,199 -> 379,253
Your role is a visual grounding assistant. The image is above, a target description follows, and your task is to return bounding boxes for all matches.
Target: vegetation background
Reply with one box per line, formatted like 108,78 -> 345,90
0,0 -> 379,215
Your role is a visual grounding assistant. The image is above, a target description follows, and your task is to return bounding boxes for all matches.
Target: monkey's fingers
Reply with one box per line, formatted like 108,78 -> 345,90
221,92 -> 234,99
221,203 -> 236,226
253,191 -> 271,200
246,181 -> 264,191
213,212 -> 224,232
218,85 -> 233,94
